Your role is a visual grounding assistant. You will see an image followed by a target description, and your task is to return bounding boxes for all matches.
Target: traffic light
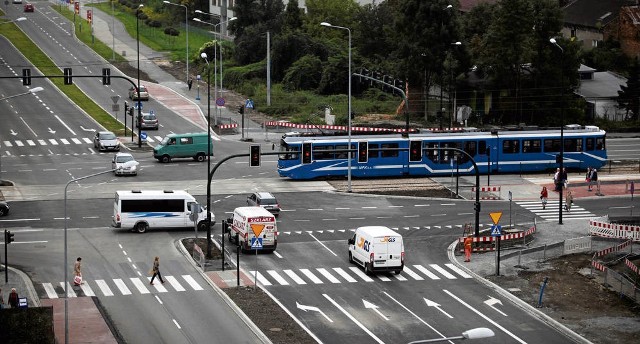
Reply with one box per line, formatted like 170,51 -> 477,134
124,101 -> 129,115
128,107 -> 134,117
474,202 -> 481,212
409,140 -> 422,162
357,141 -> 368,163
22,68 -> 31,86
238,105 -> 245,115
102,68 -> 111,85
302,142 -> 312,164
250,145 -> 261,167
5,230 -> 14,244
64,68 -> 73,85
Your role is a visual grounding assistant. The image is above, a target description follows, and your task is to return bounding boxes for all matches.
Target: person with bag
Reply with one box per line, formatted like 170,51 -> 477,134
553,168 -> 561,192
150,256 -> 165,285
74,257 -> 83,286
565,190 -> 574,212
586,167 -> 593,191
540,186 -> 548,209
8,288 -> 19,308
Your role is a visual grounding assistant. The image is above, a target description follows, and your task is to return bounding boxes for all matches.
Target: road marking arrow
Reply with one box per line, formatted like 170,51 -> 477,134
363,299 -> 389,321
80,126 -> 96,132
424,298 -> 453,318
48,127 -> 56,134
484,296 -> 507,316
10,129 -> 18,136
296,301 -> 333,322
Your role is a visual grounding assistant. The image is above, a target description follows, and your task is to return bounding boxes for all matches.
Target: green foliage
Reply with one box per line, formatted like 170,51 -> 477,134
0,307 -> 55,344
617,58 -> 640,121
581,39 -> 630,75
282,55 -> 323,91
271,31 -> 318,81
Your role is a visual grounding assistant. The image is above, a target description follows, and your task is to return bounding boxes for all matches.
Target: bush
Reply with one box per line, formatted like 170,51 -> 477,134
164,27 -> 179,36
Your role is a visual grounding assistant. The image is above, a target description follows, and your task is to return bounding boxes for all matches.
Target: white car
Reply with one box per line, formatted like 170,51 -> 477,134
94,131 -> 120,151
112,153 -> 138,176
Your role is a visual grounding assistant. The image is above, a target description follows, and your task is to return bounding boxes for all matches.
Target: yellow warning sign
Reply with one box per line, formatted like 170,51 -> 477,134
250,223 -> 265,237
489,212 -> 502,225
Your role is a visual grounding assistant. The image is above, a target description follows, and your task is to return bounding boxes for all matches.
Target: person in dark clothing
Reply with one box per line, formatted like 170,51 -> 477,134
188,79 -> 193,91
8,288 -> 19,308
150,256 -> 165,285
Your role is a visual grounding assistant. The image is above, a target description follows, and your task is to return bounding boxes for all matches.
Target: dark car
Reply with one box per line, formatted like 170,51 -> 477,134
247,192 -> 281,217
136,113 -> 159,130
23,3 -> 34,12
0,201 -> 9,216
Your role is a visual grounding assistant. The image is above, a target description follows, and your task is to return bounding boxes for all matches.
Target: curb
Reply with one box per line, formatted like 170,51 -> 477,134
446,240 -> 593,344
1,264 -> 41,308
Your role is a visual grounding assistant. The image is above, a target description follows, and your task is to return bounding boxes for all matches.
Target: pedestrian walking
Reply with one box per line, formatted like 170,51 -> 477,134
591,168 -> 601,195
150,256 -> 165,285
463,235 -> 473,262
8,288 -> 19,308
562,168 -> 569,190
74,257 -> 83,286
586,167 -> 593,191
553,168 -> 561,192
565,190 -> 574,212
540,186 -> 548,209
188,78 -> 193,91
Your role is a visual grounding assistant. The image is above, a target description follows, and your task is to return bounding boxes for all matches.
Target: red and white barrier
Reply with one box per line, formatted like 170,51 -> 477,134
625,258 -> 640,276
589,217 -> 640,242
594,239 -> 633,257
264,121 -> 417,133
217,123 -> 238,129
458,225 -> 536,252
591,260 -> 607,272
470,186 -> 501,200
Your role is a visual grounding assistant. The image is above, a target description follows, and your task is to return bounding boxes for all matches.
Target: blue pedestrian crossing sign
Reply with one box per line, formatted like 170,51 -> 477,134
251,237 -> 263,249
140,132 -> 147,142
245,98 -> 254,109
491,225 -> 502,237
134,101 -> 143,110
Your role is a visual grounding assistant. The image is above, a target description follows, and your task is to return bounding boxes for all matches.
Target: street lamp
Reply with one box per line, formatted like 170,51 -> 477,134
407,327 -> 495,343
63,161 -> 138,344
321,21 -> 352,193
163,1 -> 189,86
201,52 -> 213,257
194,14 -> 237,124
448,41 -> 462,127
550,37 -> 564,225
136,4 -> 144,148
439,4 -> 454,129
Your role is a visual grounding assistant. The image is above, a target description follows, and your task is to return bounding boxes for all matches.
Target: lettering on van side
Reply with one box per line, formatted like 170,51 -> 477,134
248,216 -> 275,223
357,236 -> 371,252
380,236 -> 396,243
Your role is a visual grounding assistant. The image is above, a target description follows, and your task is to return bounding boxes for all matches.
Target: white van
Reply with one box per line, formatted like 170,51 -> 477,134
112,190 -> 215,233
348,226 -> 404,274
225,206 -> 278,253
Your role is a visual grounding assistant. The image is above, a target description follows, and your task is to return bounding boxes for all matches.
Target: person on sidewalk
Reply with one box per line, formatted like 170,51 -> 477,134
540,186 -> 548,209
74,257 -> 84,286
565,190 -> 574,212
586,167 -> 593,191
188,78 -> 193,90
553,168 -> 561,192
150,256 -> 165,285
562,168 -> 569,190
463,235 -> 473,262
591,168 -> 601,195
8,288 -> 19,308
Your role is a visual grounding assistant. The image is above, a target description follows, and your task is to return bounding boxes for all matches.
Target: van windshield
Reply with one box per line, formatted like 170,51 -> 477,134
161,137 -> 170,145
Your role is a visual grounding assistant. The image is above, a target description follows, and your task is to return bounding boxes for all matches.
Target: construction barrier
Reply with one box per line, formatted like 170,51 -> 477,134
589,216 -> 640,242
594,239 -> 633,257
458,225 -> 536,252
625,258 -> 640,276
217,123 -> 238,129
470,186 -> 501,200
264,121 -> 416,133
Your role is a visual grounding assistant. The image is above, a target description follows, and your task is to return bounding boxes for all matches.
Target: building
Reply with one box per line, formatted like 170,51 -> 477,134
561,0 -> 634,51
576,64 -> 627,120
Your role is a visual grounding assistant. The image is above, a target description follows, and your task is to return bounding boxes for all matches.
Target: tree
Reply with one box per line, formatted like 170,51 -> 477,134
282,0 -> 304,33
282,55 -> 323,91
617,57 -> 640,121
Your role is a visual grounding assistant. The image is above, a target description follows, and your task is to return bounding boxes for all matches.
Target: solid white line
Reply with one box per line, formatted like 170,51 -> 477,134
20,117 -> 38,136
383,291 -> 449,340
444,289 -> 527,344
55,114 -> 77,135
308,232 -> 338,256
172,319 -> 181,329
323,294 -> 385,344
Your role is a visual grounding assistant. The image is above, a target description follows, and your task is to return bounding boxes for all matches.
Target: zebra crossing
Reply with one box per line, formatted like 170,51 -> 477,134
516,200 -> 596,220
2,134 -> 220,151
278,224 -> 495,236
250,263 -> 472,287
39,274 -> 205,299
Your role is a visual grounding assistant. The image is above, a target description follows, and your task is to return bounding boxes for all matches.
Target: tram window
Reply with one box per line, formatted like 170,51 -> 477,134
586,138 -> 594,151
479,141 -> 487,155
502,140 -> 520,154
368,143 -> 379,159
462,141 -> 476,162
576,138 -> 583,152
427,143 -> 439,162
596,138 -> 605,150
381,143 -> 399,158
522,139 -> 541,153
313,145 -> 333,160
564,139 -> 581,152
279,143 -> 298,160
440,142 -> 460,163
544,139 -> 561,152
335,145 -> 348,159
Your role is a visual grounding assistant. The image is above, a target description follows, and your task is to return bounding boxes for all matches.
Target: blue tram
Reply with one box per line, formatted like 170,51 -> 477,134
277,125 -> 607,180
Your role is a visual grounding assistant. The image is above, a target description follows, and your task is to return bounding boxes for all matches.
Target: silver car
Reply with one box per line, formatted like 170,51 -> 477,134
112,152 -> 138,176
136,113 -> 159,130
128,85 -> 149,101
247,192 -> 281,217
94,131 -> 120,151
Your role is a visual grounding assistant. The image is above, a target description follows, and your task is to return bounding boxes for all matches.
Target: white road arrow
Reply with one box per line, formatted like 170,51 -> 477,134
10,129 -> 18,136
363,299 -> 389,321
424,298 -> 453,318
48,127 -> 56,134
484,296 -> 507,316
80,126 -> 96,132
296,301 -> 333,322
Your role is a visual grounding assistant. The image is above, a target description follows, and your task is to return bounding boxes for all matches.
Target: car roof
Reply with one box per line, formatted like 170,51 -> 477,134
99,131 -> 115,135
115,152 -> 133,157
255,192 -> 276,199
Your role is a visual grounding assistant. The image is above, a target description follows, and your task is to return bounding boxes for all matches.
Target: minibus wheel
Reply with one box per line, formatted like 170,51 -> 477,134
160,155 -> 171,163
135,222 -> 148,233
194,153 -> 206,162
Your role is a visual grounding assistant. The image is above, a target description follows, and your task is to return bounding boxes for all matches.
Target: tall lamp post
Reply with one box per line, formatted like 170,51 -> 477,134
448,41 -> 461,128
550,37 -> 564,225
200,52 -> 214,257
136,4 -> 144,148
63,162 -> 138,344
321,22 -> 352,193
439,4 -> 453,129
163,1 -> 189,86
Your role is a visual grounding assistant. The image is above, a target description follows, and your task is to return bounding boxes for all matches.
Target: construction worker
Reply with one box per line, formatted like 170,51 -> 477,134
464,235 -> 473,262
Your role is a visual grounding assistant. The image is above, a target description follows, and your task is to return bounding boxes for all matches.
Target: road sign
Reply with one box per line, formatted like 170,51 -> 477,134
150,109 -> 154,116
250,223 -> 264,237
111,95 -> 120,104
196,74 -> 201,80
245,98 -> 254,109
216,97 -> 225,106
134,101 -> 143,110
491,225 -> 502,237
140,132 -> 147,142
489,212 -> 502,225
251,237 -> 263,249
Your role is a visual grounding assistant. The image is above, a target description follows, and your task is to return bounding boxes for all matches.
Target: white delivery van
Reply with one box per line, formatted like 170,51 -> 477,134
112,190 -> 215,233
348,226 -> 404,274
225,206 -> 278,253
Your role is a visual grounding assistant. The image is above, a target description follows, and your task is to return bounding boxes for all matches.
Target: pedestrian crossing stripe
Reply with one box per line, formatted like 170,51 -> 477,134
2,135 -> 220,149
516,201 -> 596,220
249,264 -> 472,288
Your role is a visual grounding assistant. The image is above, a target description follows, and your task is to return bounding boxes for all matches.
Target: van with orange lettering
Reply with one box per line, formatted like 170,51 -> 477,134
225,206 -> 278,253
348,226 -> 404,274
